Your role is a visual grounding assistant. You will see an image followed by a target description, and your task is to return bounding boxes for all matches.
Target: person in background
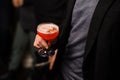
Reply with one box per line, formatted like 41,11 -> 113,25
0,0 -> 15,76
0,0 -> 36,80
34,0 -> 120,80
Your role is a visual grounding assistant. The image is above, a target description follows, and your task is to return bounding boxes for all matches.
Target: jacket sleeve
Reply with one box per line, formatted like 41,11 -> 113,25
33,0 -> 67,26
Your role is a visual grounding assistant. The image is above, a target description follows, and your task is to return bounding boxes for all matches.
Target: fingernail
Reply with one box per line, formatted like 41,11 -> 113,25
46,46 -> 48,49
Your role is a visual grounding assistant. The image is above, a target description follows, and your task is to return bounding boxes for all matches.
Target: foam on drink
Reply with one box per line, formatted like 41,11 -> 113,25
37,23 -> 59,41
37,23 -> 59,34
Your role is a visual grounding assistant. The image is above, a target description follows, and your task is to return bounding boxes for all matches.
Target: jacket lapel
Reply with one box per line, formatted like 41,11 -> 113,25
85,0 -> 115,58
58,0 -> 76,47
60,0 -> 76,37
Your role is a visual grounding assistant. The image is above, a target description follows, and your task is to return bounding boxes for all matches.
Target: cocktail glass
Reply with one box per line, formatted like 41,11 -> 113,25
37,23 -> 59,57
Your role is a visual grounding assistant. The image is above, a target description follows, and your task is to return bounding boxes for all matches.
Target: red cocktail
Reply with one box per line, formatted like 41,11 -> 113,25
37,23 -> 59,41
37,23 -> 59,57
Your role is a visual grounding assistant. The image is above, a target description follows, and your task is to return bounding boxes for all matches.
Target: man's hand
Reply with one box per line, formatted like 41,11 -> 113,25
34,23 -> 59,70
34,34 -> 48,49
12,0 -> 23,8
33,34 -> 58,70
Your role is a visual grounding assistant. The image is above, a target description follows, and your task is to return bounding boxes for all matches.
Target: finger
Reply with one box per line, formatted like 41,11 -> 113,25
47,41 -> 51,47
34,42 -> 40,48
33,34 -> 48,49
49,49 -> 58,70
38,36 -> 49,49
33,39 -> 40,48
33,35 -> 41,48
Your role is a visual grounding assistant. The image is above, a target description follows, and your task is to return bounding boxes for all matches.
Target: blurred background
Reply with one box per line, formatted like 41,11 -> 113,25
0,0 -> 50,80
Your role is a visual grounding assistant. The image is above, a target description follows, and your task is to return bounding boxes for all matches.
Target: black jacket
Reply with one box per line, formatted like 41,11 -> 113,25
34,0 -> 120,80
83,0 -> 120,80
57,0 -> 120,80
